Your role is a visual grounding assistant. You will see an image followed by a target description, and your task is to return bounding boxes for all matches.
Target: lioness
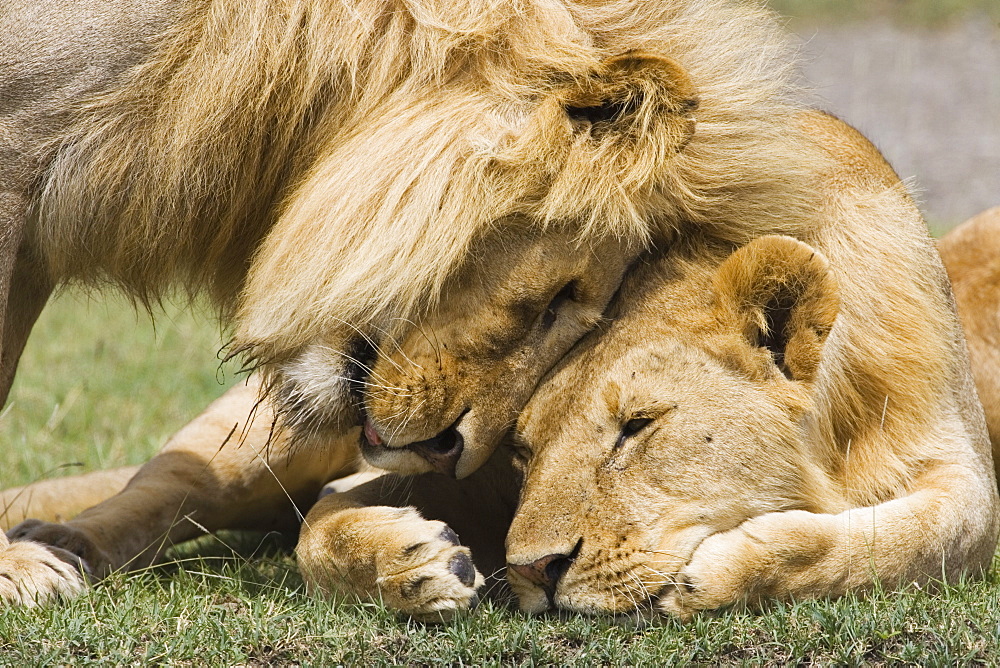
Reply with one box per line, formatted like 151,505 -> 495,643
506,233 -> 999,617
939,206 -> 1000,485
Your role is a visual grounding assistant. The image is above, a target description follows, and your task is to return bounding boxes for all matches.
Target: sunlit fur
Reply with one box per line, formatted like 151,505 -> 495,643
507,229 -> 999,618
938,206 -> 1000,484
31,0 -> 823,369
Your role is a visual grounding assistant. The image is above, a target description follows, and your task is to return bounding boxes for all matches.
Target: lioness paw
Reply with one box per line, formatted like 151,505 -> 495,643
658,526 -> 763,620
299,506 -> 483,621
0,532 -> 87,606
659,511 -> 825,620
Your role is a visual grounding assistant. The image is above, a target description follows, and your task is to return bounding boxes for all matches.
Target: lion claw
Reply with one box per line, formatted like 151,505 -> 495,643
0,532 -> 87,606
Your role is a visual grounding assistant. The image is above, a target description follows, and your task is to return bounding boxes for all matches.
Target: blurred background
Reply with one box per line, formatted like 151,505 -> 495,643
770,0 -> 1000,232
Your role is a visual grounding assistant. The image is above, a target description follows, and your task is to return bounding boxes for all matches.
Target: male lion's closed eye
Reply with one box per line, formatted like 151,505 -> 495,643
540,280 -> 579,330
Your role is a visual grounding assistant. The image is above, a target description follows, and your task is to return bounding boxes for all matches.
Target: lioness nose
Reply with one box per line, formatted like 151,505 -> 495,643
407,421 -> 464,477
508,552 -> 573,594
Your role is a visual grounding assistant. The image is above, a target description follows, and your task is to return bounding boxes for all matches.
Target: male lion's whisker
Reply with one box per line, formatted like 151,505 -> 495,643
322,316 -> 408,376
388,317 -> 434,372
387,397 -> 428,444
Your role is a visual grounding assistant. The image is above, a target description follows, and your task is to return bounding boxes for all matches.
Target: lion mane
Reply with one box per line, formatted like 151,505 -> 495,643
32,0 -> 825,368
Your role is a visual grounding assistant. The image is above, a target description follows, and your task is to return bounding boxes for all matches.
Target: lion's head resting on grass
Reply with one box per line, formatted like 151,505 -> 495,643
506,235 -> 843,614
33,0 -> 824,476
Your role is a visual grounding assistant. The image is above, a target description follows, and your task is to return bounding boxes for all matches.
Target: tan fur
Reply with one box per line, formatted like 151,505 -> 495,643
5,4 -> 991,618
0,0 -> 821,444
506,172 -> 1000,616
0,467 -> 140,529
939,206 -> 1000,484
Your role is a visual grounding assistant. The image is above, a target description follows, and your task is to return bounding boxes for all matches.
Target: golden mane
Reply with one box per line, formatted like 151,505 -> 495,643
33,0 -> 826,365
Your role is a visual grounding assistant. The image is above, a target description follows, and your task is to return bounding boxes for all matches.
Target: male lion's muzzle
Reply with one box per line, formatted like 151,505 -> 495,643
360,410 -> 468,477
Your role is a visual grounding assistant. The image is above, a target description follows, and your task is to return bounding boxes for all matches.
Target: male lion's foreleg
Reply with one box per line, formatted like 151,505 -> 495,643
660,457 -> 1000,620
6,380 -> 358,589
0,194 -> 54,405
298,494 -> 484,620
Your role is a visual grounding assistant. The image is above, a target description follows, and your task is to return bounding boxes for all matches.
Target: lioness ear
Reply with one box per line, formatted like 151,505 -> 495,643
714,236 -> 839,383
557,51 -> 699,145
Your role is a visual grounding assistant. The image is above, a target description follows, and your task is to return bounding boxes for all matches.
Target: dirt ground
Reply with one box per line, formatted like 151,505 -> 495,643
794,19 -> 1000,230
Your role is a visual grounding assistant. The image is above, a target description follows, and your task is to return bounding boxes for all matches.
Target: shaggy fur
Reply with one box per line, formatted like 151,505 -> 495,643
24,0 -> 823,366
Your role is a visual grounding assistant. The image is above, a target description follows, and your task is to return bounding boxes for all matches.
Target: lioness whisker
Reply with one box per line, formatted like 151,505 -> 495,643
637,548 -> 688,560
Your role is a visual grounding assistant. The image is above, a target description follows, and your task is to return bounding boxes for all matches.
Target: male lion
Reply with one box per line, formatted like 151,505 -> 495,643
1,0 -> 812,477
2,0 -> 820,602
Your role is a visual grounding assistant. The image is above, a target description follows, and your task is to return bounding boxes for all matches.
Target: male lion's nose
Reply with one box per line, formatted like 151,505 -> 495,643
406,418 -> 464,477
508,552 -> 574,595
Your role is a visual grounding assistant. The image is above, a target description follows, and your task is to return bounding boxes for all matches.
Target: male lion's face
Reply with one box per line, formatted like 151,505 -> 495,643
505,236 -> 839,615
275,225 -> 640,478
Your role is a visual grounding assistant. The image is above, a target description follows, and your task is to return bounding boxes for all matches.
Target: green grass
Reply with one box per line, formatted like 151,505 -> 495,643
0,292 -> 234,486
3,294 -> 1000,664
767,0 -> 1000,25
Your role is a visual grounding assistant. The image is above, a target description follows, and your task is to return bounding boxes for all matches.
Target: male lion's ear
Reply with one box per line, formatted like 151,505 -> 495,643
713,236 -> 840,383
557,51 -> 699,145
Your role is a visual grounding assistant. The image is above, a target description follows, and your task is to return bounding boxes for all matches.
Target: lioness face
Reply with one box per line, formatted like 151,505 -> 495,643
506,236 -> 839,615
276,225 -> 640,478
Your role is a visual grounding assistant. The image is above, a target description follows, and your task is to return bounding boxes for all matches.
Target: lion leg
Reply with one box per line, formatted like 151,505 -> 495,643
0,206 -> 53,404
5,378 -> 358,593
1,466 -> 140,530
297,449 -> 517,619
661,445 -> 1000,620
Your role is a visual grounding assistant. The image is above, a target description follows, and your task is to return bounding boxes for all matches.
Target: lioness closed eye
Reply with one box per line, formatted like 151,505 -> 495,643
507,234 -> 1000,618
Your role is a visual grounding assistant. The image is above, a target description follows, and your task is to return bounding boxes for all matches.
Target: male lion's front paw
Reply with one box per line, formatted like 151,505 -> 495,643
0,531 -> 88,606
298,505 -> 483,621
